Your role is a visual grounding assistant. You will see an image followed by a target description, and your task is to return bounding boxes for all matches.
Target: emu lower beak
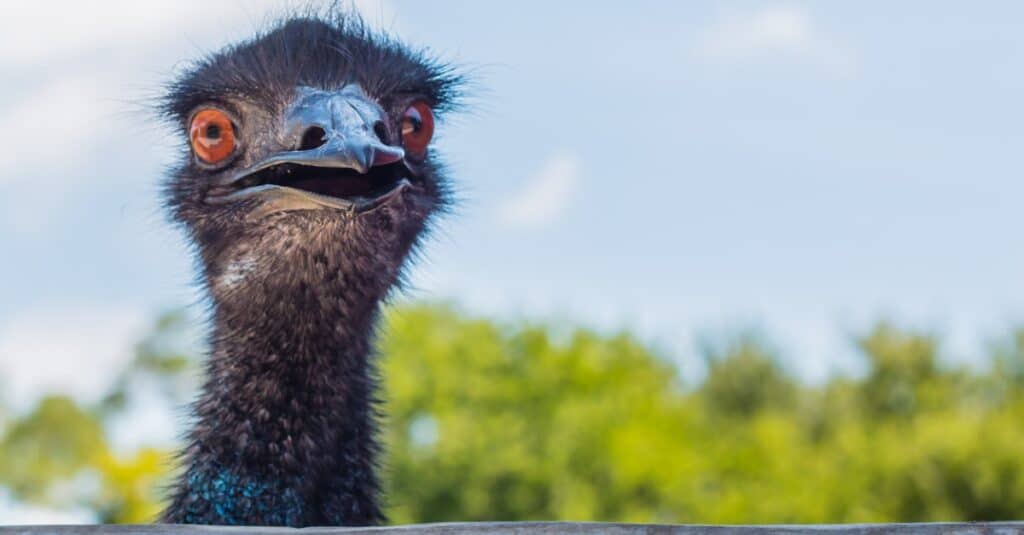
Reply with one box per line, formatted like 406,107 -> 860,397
207,85 -> 408,215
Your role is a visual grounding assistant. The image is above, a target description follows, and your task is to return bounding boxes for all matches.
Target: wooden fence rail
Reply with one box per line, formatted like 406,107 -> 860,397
2,523 -> 1023,535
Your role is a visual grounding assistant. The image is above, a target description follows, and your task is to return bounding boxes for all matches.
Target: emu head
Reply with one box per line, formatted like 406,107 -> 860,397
162,15 -> 460,308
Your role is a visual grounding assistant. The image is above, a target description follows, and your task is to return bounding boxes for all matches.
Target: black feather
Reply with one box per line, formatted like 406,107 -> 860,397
158,8 -> 464,527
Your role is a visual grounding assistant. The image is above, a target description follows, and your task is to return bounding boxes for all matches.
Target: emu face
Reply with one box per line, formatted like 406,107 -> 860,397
163,17 -> 459,300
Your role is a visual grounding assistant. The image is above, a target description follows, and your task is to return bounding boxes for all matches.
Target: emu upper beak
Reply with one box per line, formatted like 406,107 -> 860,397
280,85 -> 405,173
207,85 -> 409,214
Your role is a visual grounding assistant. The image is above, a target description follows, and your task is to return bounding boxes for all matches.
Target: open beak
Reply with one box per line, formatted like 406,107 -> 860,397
207,85 -> 410,214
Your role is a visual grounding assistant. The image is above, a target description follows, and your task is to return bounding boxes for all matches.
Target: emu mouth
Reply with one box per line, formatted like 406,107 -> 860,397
206,161 -> 412,213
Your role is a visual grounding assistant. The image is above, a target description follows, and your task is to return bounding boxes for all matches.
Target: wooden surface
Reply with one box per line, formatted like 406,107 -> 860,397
2,523 -> 1023,535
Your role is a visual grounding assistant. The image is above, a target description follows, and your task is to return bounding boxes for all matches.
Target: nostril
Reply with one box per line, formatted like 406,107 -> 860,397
372,121 -> 388,143
299,126 -> 327,150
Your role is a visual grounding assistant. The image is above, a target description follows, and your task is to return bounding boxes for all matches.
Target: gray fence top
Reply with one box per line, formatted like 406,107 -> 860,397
1,523 -> 1023,535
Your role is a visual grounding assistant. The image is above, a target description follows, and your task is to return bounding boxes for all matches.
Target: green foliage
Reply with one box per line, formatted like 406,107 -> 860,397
3,304 -> 1024,523
380,310 -> 1024,523
699,334 -> 796,417
0,310 -> 196,523
0,396 -> 106,502
380,306 -> 686,523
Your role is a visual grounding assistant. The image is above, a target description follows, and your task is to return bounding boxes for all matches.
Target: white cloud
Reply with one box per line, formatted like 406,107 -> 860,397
0,0 -> 393,234
0,1 -> 394,68
0,487 -> 96,525
498,153 -> 581,230
692,5 -> 857,77
0,76 -> 112,183
0,305 -> 148,411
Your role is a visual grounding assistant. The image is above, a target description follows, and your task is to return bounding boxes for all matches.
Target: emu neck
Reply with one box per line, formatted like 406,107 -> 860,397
166,274 -> 386,526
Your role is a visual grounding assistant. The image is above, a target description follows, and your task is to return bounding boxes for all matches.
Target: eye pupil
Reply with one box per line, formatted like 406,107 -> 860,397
205,124 -> 221,139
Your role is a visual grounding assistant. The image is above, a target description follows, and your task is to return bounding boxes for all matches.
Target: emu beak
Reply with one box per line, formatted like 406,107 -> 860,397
272,85 -> 405,173
207,85 -> 410,214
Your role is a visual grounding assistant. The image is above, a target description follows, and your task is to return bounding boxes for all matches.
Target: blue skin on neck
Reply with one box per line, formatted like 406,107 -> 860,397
180,467 -> 306,526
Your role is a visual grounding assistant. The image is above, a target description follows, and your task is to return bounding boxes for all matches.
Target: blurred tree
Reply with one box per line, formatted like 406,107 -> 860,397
0,396 -> 105,503
0,310 -> 197,522
379,305 -> 689,523
988,328 -> 1024,404
92,448 -> 169,523
699,334 -> 796,418
3,304 -> 1024,524
857,324 -> 941,417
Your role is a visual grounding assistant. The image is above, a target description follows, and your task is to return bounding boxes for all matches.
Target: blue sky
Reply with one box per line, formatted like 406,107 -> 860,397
1,0 -> 1023,432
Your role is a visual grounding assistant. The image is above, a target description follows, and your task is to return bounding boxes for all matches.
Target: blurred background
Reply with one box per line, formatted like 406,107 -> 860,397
2,0 -> 1024,524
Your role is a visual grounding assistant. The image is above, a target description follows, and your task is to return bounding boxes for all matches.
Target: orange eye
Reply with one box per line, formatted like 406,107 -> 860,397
400,101 -> 434,157
189,109 -> 236,165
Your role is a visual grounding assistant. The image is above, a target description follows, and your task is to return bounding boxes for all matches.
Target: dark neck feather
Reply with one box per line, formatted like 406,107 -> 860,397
163,258 -> 389,526
162,175 -> 430,526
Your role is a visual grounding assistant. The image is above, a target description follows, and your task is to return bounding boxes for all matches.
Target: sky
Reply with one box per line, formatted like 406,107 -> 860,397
1,0 -> 1023,465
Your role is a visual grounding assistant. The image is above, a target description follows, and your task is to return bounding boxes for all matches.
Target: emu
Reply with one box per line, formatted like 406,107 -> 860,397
159,12 -> 461,526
